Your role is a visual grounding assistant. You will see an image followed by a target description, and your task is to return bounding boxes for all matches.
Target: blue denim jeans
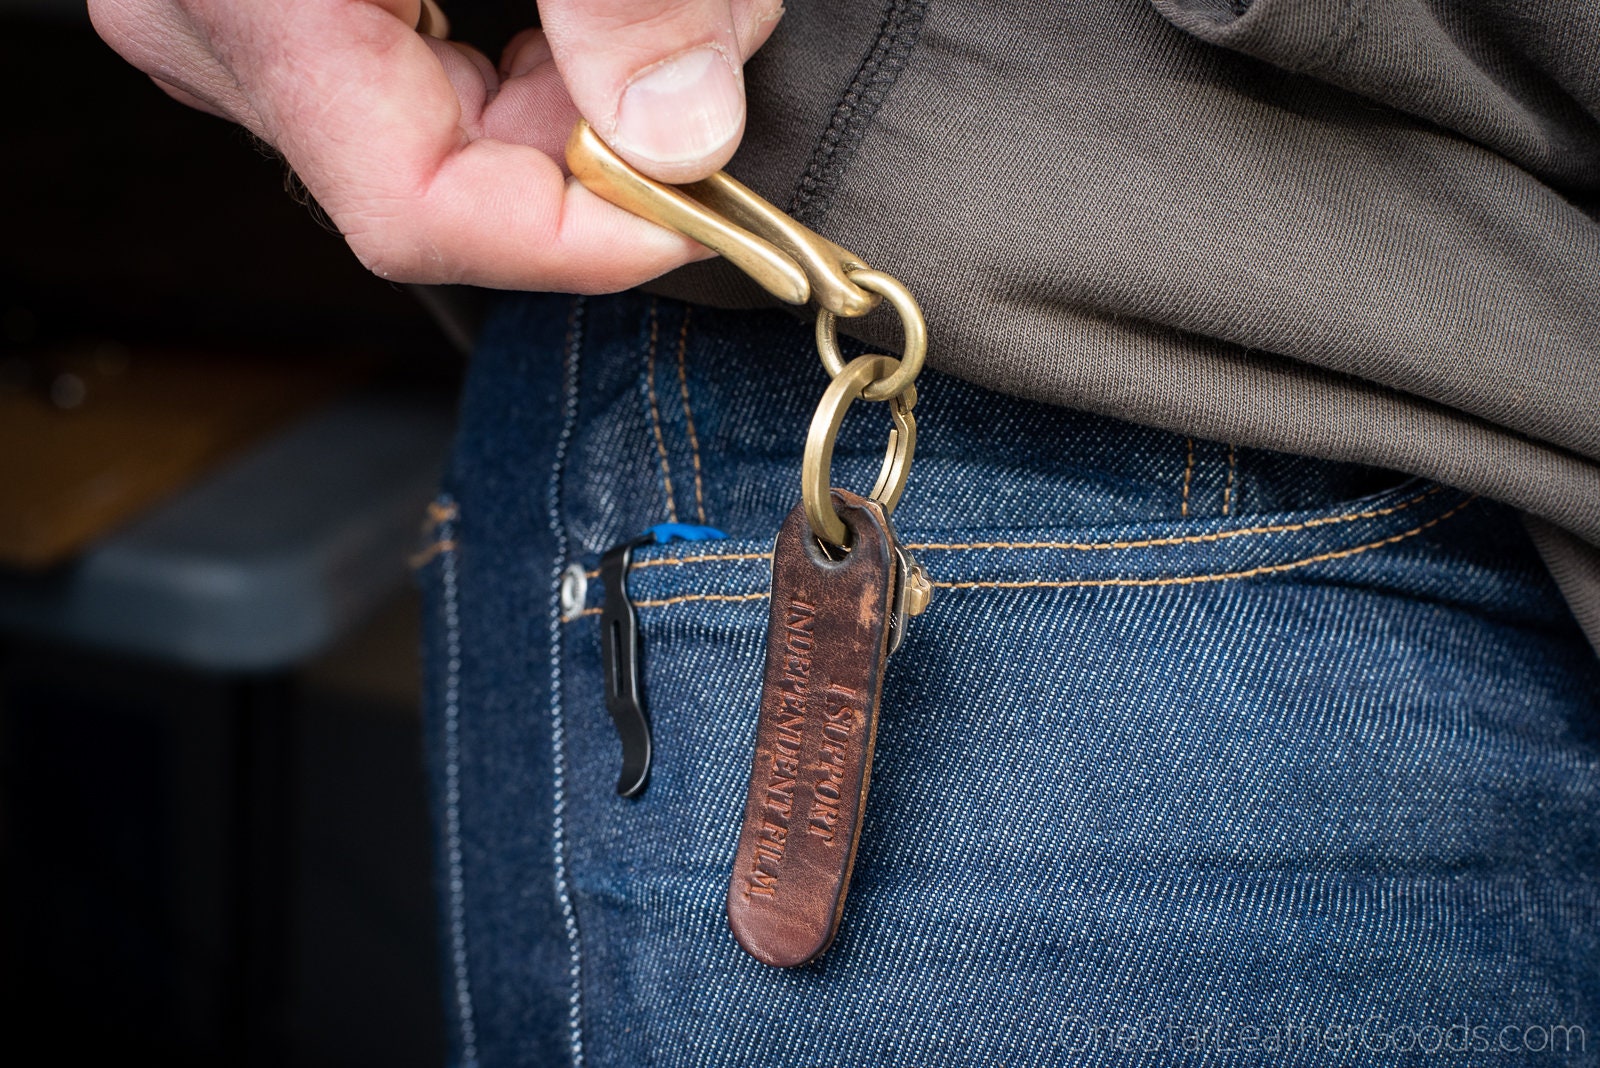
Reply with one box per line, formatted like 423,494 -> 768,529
418,291 -> 1600,1067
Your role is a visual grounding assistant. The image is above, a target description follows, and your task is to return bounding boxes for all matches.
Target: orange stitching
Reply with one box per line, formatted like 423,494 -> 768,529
1181,437 -> 1195,518
675,308 -> 708,524
645,298 -> 678,523
632,551 -> 771,570
1223,444 -> 1236,516
933,496 -> 1476,592
409,538 -> 457,569
906,485 -> 1445,553
421,499 -> 459,537
633,591 -> 768,609
560,494 -> 1475,621
570,499 -> 1474,615
561,591 -> 766,620
579,550 -> 772,581
574,485 -> 1448,580
564,586 -> 768,618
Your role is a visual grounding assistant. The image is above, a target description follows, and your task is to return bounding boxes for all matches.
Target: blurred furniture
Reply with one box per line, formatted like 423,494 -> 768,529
0,390 -> 453,668
0,345 -> 359,571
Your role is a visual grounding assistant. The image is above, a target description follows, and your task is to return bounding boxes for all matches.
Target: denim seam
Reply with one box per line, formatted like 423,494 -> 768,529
644,297 -> 679,524
621,595 -> 766,611
435,497 -> 479,1067
933,495 -> 1478,591
1223,444 -> 1237,516
559,493 -> 1477,618
908,485 -> 1447,552
411,538 -> 458,569
580,550 -> 774,580
548,296 -> 587,1068
1182,437 -> 1196,517
582,484 -> 1446,581
674,306 -> 709,525
412,499 -> 463,568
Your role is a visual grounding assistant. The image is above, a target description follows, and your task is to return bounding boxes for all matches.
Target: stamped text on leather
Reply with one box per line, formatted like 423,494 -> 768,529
727,491 -> 895,968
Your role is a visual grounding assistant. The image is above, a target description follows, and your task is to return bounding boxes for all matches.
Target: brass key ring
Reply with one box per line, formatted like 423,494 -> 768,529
803,355 -> 917,548
814,270 -> 928,403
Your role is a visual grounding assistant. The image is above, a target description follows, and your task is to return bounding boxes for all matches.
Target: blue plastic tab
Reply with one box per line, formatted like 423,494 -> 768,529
647,523 -> 727,544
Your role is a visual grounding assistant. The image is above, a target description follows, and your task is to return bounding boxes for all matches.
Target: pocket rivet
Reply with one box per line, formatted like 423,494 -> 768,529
559,563 -> 588,619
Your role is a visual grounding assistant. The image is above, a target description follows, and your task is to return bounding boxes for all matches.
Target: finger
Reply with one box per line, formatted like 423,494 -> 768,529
220,1 -> 705,289
420,36 -> 498,122
730,0 -> 786,58
499,26 -> 549,81
483,29 -> 582,162
539,0 -> 783,183
341,135 -> 710,290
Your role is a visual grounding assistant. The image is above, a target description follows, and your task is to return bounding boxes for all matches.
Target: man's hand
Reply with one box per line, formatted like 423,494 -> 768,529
88,0 -> 785,291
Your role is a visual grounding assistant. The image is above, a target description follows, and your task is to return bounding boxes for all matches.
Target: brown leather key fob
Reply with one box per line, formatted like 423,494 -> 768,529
568,119 -> 938,970
565,129 -> 935,967
727,489 -> 912,967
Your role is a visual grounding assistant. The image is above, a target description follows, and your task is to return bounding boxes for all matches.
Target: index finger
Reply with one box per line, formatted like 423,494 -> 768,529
227,0 -> 704,290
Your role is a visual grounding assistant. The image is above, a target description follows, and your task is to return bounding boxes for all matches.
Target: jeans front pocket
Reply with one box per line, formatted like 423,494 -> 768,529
438,291 -> 1600,1068
551,480 -> 1600,1068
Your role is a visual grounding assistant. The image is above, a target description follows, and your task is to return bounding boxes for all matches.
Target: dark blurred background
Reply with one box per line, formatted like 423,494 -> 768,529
1,2 -> 474,1063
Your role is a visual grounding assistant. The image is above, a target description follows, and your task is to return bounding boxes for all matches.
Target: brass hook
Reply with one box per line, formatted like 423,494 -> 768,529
565,121 -> 881,318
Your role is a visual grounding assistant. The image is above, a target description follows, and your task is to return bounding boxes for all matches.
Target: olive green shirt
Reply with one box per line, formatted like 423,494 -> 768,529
641,0 -> 1600,650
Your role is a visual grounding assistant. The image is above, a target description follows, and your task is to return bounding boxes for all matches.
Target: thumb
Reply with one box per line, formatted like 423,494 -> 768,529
538,0 -> 781,184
